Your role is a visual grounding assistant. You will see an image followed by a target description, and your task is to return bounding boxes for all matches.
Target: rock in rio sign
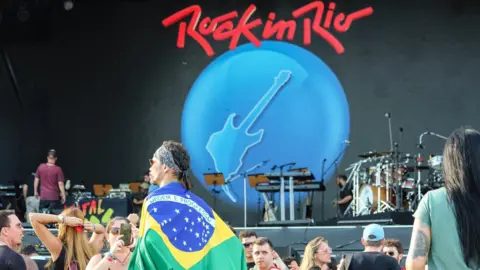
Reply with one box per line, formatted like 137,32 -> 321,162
162,1 -> 373,56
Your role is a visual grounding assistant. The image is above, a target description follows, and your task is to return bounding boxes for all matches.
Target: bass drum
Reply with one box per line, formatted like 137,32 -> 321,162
358,185 -> 390,215
358,184 -> 408,214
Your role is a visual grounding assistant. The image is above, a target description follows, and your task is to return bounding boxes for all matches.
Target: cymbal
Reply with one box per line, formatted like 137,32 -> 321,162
358,152 -> 393,158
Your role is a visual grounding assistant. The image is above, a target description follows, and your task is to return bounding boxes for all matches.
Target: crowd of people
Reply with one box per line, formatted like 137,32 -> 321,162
0,126 -> 478,269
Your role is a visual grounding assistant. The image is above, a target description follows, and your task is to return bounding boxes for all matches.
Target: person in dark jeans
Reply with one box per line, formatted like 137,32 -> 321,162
34,149 -> 66,213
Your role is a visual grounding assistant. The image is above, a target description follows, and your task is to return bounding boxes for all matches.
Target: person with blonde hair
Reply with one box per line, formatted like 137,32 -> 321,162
29,207 -> 105,270
300,236 -> 332,270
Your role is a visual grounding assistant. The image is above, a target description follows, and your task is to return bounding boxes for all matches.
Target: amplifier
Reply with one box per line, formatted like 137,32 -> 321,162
109,189 -> 132,199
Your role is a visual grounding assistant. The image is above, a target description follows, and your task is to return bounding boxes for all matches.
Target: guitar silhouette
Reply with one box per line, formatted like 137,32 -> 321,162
206,70 -> 292,202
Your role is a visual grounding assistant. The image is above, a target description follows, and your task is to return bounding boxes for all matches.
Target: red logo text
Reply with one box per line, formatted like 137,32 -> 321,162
162,1 -> 373,56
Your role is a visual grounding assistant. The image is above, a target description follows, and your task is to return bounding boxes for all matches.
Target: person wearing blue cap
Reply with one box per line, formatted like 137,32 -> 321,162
337,224 -> 400,270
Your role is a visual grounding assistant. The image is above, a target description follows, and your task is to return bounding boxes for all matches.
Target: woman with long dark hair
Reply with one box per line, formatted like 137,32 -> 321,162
406,127 -> 480,270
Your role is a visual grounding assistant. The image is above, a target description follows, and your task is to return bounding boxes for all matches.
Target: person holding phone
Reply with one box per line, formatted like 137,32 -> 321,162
86,217 -> 138,270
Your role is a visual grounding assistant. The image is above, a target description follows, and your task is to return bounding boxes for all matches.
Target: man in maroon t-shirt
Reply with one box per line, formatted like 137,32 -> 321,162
34,149 -> 66,211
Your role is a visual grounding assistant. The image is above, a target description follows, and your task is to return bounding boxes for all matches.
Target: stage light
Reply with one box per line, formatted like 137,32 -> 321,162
17,4 -> 29,22
64,0 -> 74,11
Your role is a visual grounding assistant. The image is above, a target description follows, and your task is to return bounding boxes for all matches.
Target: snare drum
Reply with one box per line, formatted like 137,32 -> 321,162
429,155 -> 443,170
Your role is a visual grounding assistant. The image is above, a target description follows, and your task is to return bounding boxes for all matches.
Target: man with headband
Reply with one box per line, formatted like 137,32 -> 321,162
129,141 -> 247,270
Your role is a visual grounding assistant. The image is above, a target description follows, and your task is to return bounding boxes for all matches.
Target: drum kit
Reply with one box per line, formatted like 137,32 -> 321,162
343,114 -> 449,216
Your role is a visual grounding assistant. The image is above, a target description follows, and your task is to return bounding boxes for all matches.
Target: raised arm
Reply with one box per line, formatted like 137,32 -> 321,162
29,213 -> 83,261
406,217 -> 431,269
29,213 -> 63,260
83,221 -> 106,253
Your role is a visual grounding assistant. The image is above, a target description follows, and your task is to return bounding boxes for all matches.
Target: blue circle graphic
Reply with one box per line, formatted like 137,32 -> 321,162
181,41 -> 350,210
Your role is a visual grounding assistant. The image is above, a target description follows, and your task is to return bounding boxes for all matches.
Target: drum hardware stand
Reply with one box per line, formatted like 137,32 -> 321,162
385,113 -> 403,211
416,131 -> 448,204
385,113 -> 393,151
393,142 -> 403,211
346,159 -> 371,216
375,162 -> 395,213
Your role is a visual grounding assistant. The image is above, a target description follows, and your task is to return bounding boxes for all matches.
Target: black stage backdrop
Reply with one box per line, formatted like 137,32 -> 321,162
1,0 -> 479,225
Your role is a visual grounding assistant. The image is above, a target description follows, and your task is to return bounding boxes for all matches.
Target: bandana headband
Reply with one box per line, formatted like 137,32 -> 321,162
153,145 -> 182,175
153,144 -> 191,190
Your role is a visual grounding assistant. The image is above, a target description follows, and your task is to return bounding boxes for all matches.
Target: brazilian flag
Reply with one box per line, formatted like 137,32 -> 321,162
128,182 -> 247,269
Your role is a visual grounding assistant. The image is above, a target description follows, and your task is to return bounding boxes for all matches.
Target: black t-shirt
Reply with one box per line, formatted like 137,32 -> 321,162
0,245 -> 27,270
247,261 -> 255,269
348,251 -> 400,270
133,192 -> 147,201
339,184 -> 353,213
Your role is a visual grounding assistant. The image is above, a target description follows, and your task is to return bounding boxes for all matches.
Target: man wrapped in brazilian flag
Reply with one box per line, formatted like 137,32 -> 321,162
128,140 -> 247,270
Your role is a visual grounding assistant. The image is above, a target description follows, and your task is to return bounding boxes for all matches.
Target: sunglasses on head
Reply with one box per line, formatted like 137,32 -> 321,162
384,251 -> 395,256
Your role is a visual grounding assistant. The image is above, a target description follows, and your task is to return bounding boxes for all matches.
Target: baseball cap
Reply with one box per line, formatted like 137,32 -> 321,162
362,223 -> 384,242
47,149 -> 57,158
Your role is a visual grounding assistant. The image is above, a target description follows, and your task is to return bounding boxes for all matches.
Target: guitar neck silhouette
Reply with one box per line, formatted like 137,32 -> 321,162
238,71 -> 292,130
206,70 -> 292,202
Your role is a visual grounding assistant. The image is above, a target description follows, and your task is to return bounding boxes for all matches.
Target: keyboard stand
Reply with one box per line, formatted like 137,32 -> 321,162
263,170 -> 315,223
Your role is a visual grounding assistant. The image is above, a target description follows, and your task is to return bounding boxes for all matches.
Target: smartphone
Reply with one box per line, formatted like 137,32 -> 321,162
120,223 -> 132,246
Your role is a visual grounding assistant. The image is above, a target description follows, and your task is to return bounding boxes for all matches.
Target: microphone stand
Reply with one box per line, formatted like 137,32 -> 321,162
324,143 -> 350,176
415,131 -> 448,206
394,142 -> 402,211
211,179 -> 220,211
386,113 -> 393,151
324,142 -> 350,218
240,160 -> 270,227
335,239 -> 361,249
321,159 -> 326,221
396,127 -> 404,211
